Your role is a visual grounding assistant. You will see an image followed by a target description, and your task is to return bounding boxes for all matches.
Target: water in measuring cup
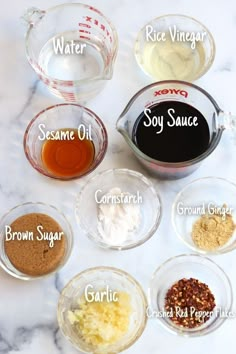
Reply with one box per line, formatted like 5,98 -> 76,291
38,31 -> 106,81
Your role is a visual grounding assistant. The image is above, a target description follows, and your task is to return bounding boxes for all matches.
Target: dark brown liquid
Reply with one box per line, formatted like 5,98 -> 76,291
132,101 -> 210,163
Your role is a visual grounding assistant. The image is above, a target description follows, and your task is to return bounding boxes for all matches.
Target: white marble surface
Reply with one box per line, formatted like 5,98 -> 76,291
1,0 -> 236,353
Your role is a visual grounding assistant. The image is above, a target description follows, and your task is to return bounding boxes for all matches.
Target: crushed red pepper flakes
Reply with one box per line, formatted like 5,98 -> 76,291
165,278 -> 216,328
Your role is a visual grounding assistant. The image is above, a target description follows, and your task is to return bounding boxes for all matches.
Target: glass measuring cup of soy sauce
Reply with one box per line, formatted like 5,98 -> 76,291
116,81 -> 236,180
23,4 -> 118,102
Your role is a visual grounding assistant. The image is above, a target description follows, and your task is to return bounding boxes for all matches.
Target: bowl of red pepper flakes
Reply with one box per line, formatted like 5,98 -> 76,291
148,254 -> 233,336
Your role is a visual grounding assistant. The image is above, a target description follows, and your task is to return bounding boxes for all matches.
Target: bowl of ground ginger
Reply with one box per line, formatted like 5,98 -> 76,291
172,177 -> 236,254
57,267 -> 147,353
0,202 -> 73,280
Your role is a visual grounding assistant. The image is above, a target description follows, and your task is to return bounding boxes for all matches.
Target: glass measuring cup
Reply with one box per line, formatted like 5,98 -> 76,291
116,81 -> 236,180
23,4 -> 118,102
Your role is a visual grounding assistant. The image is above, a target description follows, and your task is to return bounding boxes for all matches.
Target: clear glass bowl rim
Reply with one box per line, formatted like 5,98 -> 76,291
57,266 -> 148,353
172,176 -> 236,255
75,168 -> 162,250
134,13 -> 216,81
149,253 -> 233,337
23,103 -> 108,181
0,201 -> 74,280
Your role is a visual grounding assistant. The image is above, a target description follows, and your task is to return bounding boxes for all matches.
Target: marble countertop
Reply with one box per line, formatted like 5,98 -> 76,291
1,0 -> 236,353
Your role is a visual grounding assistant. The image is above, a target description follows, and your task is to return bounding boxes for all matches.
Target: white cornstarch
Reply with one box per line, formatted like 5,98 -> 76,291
97,188 -> 141,246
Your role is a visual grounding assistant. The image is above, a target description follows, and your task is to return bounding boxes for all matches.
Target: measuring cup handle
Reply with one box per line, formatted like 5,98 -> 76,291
22,7 -> 45,26
220,111 -> 236,143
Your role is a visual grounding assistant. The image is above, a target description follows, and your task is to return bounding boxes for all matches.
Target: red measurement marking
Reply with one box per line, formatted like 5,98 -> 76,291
60,92 -> 76,102
79,29 -> 91,34
89,6 -> 101,14
64,82 -> 73,87
78,22 -> 91,28
83,16 -> 111,37
79,35 -> 90,40
84,16 -> 92,22
43,78 -> 50,85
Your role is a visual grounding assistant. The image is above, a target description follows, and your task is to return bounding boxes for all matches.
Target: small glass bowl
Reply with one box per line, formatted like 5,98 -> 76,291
75,168 -> 162,250
172,177 -> 236,255
24,103 -> 108,180
0,202 -> 73,280
57,267 -> 147,353
134,14 -> 215,81
149,254 -> 233,337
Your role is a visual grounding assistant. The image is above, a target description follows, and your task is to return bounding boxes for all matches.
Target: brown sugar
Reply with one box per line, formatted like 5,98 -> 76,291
192,208 -> 235,251
4,213 -> 66,276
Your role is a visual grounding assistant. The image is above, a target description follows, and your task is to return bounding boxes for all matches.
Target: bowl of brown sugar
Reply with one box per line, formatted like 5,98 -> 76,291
0,202 -> 73,280
172,177 -> 236,255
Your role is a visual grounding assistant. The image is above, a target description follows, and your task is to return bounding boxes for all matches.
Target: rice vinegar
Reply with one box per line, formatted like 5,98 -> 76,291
139,33 -> 206,81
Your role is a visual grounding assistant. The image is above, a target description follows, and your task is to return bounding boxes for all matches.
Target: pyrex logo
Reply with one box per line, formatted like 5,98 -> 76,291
154,89 -> 188,98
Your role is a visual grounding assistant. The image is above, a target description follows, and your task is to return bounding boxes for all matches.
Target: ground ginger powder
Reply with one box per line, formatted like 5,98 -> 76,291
68,291 -> 132,350
192,208 -> 235,251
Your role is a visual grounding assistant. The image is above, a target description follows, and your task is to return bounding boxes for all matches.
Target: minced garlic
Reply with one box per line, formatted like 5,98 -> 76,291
68,291 -> 132,349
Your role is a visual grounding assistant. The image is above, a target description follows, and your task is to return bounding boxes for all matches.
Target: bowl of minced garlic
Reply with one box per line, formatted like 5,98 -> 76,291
57,267 -> 147,353
172,177 -> 236,254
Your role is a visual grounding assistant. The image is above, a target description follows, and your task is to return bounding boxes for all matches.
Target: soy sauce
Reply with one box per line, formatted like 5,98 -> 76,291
132,101 -> 210,163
